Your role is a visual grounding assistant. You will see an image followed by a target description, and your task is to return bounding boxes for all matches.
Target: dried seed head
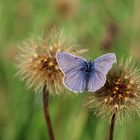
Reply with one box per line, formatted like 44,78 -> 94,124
16,29 -> 84,94
55,0 -> 79,19
87,58 -> 140,122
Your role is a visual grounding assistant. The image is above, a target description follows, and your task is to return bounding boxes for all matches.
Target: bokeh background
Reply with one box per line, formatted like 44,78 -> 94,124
0,0 -> 140,140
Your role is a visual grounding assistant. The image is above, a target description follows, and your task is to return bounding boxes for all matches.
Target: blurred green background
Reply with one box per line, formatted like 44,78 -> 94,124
0,0 -> 140,140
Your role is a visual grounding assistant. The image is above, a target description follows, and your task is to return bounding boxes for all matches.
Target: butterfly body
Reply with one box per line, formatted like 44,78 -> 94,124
81,61 -> 92,73
80,61 -> 93,90
56,52 -> 116,93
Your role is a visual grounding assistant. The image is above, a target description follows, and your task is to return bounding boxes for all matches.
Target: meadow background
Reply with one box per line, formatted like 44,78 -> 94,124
0,0 -> 140,140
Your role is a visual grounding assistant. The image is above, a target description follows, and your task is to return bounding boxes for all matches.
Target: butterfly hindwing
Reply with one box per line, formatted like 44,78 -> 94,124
64,68 -> 86,93
87,68 -> 106,92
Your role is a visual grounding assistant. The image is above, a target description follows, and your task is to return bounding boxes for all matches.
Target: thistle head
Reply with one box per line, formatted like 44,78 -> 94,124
16,29 -> 84,94
87,58 -> 140,122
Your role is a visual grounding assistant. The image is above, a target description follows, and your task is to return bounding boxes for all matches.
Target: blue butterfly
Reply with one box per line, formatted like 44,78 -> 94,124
56,52 -> 116,93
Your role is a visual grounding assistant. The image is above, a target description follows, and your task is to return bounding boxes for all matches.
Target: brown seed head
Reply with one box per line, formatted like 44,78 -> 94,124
87,58 -> 140,122
16,29 -> 84,94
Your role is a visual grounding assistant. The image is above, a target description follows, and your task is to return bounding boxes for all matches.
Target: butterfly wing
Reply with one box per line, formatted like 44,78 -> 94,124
56,52 -> 87,93
56,52 -> 86,74
63,68 -> 87,93
87,69 -> 106,92
87,53 -> 116,92
93,53 -> 116,75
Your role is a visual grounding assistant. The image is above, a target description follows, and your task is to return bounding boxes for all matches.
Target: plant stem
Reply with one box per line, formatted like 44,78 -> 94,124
43,85 -> 55,140
109,113 -> 116,140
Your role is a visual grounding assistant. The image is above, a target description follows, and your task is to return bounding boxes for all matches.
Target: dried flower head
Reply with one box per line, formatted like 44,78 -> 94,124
16,29 -> 84,94
55,0 -> 79,19
87,58 -> 140,122
101,22 -> 118,50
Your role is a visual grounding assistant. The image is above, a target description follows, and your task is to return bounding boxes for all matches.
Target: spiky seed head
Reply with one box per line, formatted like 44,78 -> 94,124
16,29 -> 84,94
87,58 -> 140,122
55,0 -> 79,18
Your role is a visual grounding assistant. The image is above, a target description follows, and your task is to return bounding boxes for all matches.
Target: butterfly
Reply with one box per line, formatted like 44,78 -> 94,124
56,51 -> 116,93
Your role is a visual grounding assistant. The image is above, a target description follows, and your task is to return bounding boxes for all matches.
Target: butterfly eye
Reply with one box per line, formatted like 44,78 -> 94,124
80,67 -> 85,71
81,65 -> 92,73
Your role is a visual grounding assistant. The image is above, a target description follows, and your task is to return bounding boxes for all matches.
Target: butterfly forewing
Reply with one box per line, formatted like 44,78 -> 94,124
93,53 -> 116,75
56,52 -> 86,74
